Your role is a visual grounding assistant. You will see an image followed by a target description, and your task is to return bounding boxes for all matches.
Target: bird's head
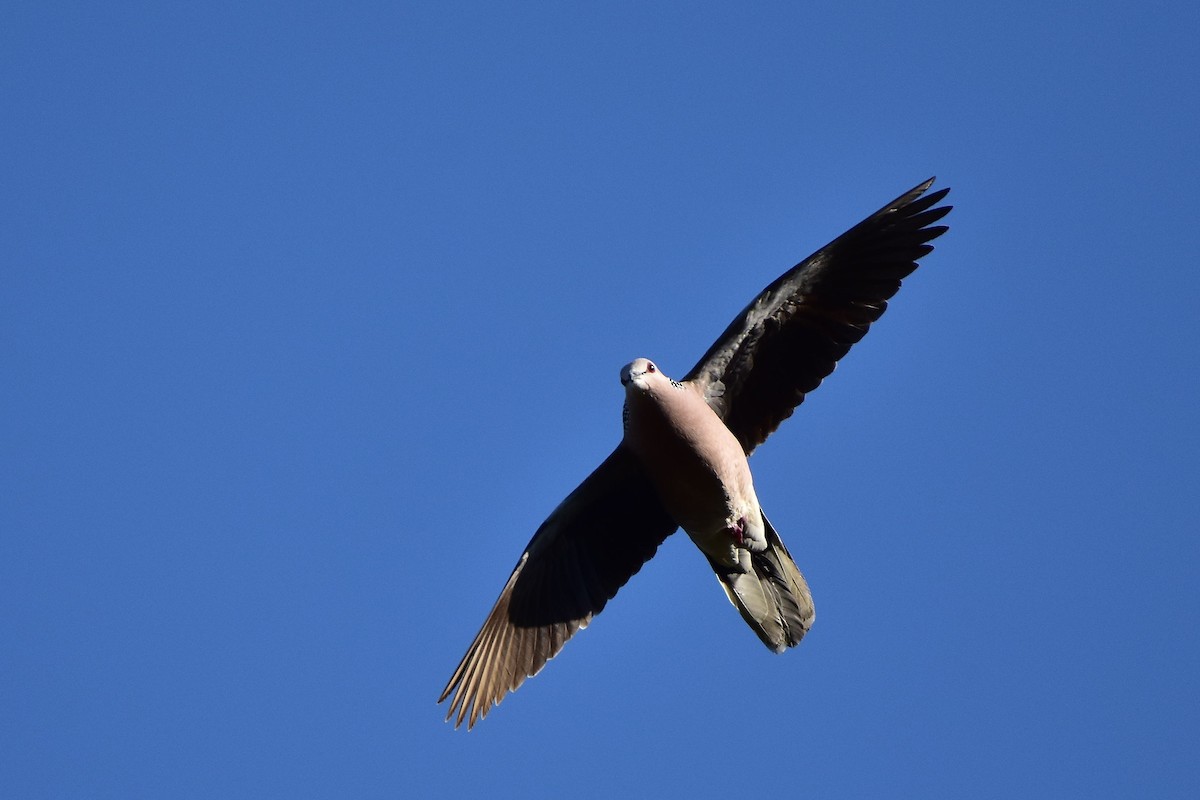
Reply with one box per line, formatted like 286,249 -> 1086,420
620,358 -> 668,392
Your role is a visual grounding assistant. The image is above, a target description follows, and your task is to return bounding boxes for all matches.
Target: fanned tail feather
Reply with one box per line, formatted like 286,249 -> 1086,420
708,513 -> 814,652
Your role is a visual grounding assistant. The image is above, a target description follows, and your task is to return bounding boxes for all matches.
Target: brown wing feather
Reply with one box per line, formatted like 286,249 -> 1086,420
683,178 -> 952,452
438,445 -> 677,729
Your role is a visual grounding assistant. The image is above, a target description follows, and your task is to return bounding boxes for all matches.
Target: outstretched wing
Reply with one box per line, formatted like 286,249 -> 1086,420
683,178 -> 951,453
439,445 -> 678,729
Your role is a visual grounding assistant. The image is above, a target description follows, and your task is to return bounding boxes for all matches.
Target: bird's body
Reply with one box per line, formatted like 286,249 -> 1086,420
621,356 -> 813,653
439,178 -> 952,728
621,360 -> 761,562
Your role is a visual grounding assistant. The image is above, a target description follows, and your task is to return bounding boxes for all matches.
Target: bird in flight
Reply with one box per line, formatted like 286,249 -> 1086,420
439,178 -> 952,729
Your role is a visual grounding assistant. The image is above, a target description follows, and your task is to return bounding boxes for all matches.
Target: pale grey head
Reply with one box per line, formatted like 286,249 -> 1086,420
619,357 -> 665,391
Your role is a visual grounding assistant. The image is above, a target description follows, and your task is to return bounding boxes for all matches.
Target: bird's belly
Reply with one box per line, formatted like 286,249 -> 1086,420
628,417 -> 757,538
653,459 -> 739,533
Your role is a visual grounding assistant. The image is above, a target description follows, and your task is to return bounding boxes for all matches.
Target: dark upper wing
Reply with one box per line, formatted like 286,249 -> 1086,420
438,444 -> 678,729
683,178 -> 952,453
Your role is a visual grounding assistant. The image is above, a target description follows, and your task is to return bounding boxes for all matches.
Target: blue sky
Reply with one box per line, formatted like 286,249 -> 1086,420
3,2 -> 1199,797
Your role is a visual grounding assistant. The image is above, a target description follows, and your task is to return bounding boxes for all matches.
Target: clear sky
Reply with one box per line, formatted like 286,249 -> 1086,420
3,2 -> 1198,798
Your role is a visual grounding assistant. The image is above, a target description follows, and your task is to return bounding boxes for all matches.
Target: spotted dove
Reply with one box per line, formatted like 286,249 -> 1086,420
439,178 -> 952,728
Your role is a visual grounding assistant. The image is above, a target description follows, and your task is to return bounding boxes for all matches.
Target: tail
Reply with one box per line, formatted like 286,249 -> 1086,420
707,513 -> 814,653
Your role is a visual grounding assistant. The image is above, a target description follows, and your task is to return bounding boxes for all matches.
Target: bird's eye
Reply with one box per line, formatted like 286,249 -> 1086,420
647,363 -> 656,373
